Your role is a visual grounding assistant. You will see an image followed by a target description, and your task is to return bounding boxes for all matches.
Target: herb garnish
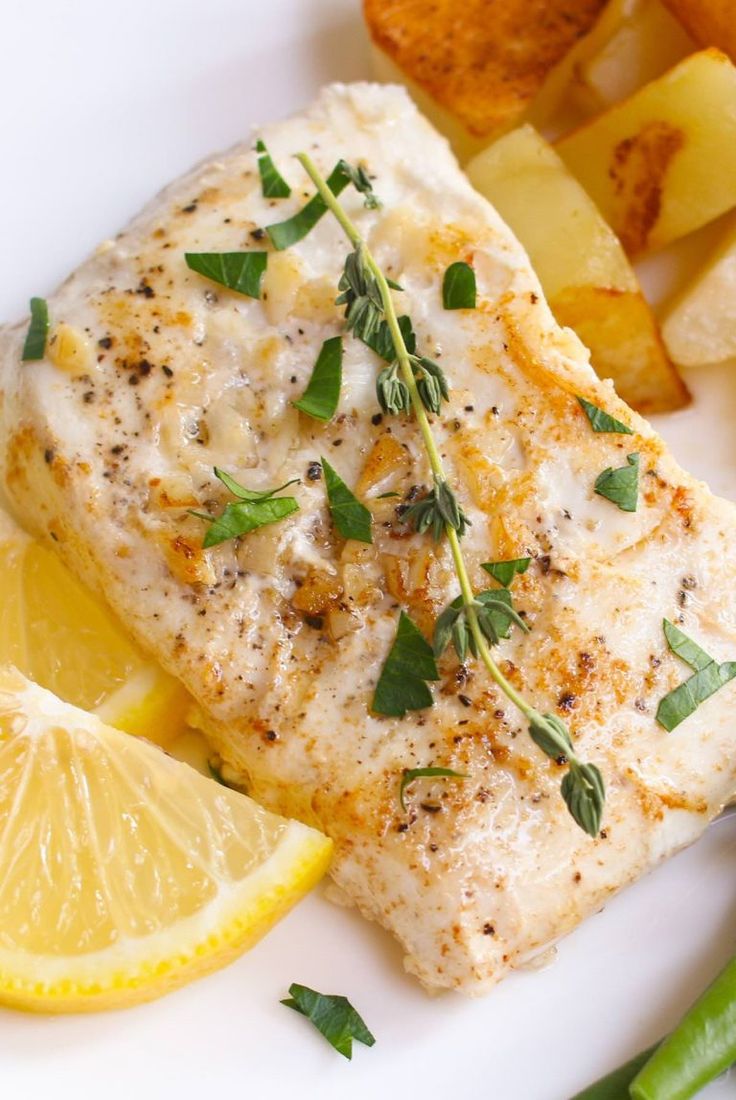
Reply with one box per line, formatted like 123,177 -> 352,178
594,452 -> 639,512
404,478 -> 469,541
433,588 -> 528,663
190,468 -> 299,547
481,558 -> 531,587
336,160 -> 381,209
281,984 -> 375,1060
291,152 -> 605,836
22,297 -> 49,361
322,458 -> 372,543
399,767 -> 468,811
185,252 -> 267,298
577,396 -> 633,435
255,139 -> 291,198
363,314 -> 416,362
266,163 -> 351,251
373,611 -> 439,716
442,261 -> 476,310
293,337 -> 342,422
656,619 -> 736,731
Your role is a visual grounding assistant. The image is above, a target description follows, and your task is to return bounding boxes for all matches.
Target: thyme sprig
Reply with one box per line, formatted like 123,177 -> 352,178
294,152 -> 605,837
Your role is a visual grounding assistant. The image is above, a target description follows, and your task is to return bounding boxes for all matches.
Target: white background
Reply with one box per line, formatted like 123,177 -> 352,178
1,1 -> 735,1097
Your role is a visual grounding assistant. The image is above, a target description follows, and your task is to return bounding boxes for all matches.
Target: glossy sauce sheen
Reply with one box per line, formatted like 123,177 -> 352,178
1,84 -> 735,994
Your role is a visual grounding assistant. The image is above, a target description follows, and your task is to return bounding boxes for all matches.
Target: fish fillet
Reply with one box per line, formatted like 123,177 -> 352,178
1,83 -> 735,994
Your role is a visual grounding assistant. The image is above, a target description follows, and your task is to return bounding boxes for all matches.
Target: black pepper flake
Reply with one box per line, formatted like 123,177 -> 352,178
136,281 -> 155,299
83,391 -> 95,404
182,202 -> 198,213
138,359 -> 152,376
265,730 -> 278,742
681,574 -> 697,590
306,461 -> 322,481
558,691 -> 576,712
162,365 -> 174,378
332,439 -> 343,447
251,227 -> 266,240
483,923 -> 495,936
98,336 -> 113,349
397,823 -> 409,833
110,444 -> 125,456
304,615 -> 324,630
128,374 -> 139,386
458,694 -> 472,707
43,448 -> 54,464
429,843 -> 438,853
464,404 -> 474,412
538,555 -> 552,575
371,412 -> 383,426
420,801 -> 442,814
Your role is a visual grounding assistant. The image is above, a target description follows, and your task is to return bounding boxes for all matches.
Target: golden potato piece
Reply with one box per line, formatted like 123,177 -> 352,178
661,0 -> 736,60
662,212 -> 736,366
467,124 -> 688,412
557,49 -> 736,256
573,0 -> 693,112
363,0 -> 609,143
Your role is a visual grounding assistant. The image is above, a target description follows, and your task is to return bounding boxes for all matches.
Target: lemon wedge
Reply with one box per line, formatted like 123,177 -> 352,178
0,667 -> 332,1012
0,509 -> 190,745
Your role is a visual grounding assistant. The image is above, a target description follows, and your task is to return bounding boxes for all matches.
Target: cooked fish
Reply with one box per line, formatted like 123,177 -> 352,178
2,83 -> 735,994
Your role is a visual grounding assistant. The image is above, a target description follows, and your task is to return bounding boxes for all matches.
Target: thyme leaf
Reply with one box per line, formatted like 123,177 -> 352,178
336,159 -> 381,209
404,478 -> 470,541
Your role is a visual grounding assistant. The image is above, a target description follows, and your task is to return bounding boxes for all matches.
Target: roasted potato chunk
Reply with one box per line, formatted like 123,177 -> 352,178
467,124 -> 688,412
662,212 -> 736,366
556,49 -> 736,256
573,0 -> 693,111
364,0 -> 609,150
661,0 -> 736,61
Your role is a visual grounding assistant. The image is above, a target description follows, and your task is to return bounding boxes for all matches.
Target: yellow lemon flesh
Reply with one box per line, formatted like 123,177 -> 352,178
0,509 -> 190,745
0,668 -> 332,1012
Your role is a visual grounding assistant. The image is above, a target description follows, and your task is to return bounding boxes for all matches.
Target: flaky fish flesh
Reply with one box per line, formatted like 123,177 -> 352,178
2,83 -> 735,993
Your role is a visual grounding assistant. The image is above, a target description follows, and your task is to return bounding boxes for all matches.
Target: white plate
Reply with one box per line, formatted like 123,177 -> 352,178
1,2 -> 735,1096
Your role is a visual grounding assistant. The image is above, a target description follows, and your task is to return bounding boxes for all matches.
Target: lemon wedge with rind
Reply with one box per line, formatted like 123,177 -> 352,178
0,508 -> 190,746
0,668 -> 332,1012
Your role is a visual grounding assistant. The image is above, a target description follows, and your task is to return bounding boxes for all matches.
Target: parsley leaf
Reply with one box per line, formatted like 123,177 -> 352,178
594,452 -> 639,512
481,558 -> 531,587
399,767 -> 468,811
322,458 -> 372,543
190,469 -> 299,548
656,619 -> 736,730
281,984 -> 375,1060
442,261 -> 476,309
185,252 -> 267,298
22,297 -> 49,361
266,163 -> 350,251
662,618 -> 712,671
372,611 -> 439,716
577,396 -> 633,434
293,337 -> 343,422
255,139 -> 291,198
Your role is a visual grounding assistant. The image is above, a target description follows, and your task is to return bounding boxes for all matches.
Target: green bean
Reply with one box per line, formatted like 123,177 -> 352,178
570,1044 -> 658,1099
630,953 -> 736,1100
